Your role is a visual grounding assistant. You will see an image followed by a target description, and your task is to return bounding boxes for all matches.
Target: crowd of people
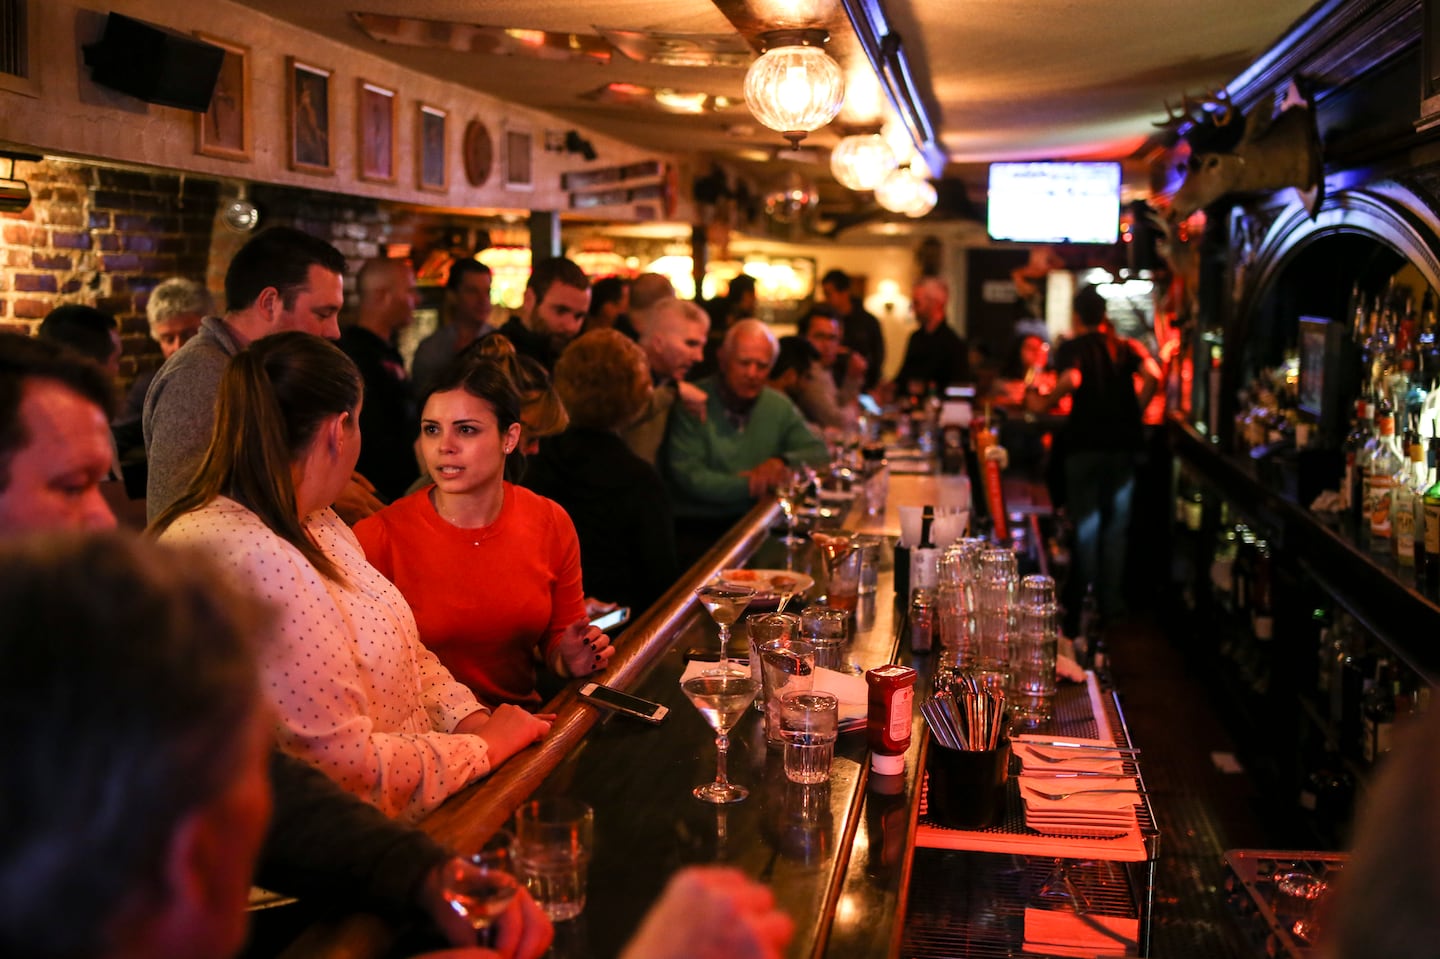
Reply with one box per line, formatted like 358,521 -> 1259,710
1,222 -> 1197,958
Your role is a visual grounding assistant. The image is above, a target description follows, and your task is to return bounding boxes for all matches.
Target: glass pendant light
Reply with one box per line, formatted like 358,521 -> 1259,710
743,30 -> 845,148
830,133 -> 897,191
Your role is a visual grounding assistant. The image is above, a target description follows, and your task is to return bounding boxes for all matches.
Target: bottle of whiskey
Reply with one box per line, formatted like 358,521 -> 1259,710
1364,408 -> 1403,547
1426,433 -> 1440,594
1341,398 -> 1371,519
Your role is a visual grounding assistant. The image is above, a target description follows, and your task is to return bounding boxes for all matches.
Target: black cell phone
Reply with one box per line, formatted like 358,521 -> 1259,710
577,682 -> 669,724
588,606 -> 631,632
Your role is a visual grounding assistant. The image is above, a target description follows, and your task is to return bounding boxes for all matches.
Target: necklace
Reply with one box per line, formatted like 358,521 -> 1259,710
430,489 -> 501,546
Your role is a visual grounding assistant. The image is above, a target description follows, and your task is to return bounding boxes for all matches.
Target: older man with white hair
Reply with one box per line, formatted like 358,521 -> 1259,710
665,318 -> 827,544
120,277 -> 213,424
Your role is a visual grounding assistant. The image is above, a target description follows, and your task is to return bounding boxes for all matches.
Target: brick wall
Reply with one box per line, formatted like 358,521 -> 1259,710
0,159 -> 219,390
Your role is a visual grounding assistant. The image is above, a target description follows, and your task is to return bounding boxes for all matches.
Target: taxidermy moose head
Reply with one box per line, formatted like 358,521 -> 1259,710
1158,88 -> 1323,219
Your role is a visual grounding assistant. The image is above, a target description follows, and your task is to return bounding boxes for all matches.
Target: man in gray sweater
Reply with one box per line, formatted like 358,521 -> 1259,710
142,227 -> 346,522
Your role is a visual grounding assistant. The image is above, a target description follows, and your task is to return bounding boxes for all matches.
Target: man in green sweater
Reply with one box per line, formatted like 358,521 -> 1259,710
666,318 -> 828,532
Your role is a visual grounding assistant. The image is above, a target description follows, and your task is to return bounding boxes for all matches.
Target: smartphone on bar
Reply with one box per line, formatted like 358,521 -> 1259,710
577,682 -> 668,724
588,606 -> 631,632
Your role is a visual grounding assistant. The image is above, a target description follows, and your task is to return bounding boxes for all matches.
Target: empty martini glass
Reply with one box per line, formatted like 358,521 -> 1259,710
682,669 -> 760,803
695,583 -> 756,667
810,530 -> 856,600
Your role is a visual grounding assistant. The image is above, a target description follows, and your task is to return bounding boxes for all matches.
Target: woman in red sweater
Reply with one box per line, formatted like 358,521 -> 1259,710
355,342 -> 614,707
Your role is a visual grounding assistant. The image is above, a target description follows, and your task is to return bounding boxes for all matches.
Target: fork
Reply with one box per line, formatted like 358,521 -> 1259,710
1023,748 -> 1133,765
1024,785 -> 1141,801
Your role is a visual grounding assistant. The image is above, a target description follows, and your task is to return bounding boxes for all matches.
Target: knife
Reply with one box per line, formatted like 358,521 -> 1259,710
1017,738 -> 1140,754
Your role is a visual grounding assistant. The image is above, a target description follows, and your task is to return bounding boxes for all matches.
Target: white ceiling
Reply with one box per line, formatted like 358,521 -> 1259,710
230,0 -> 1318,203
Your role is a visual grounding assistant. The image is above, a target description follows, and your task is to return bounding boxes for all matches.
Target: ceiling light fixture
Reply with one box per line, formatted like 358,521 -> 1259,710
875,166 -> 935,217
221,182 -> 259,233
829,133 -> 897,191
743,29 -> 845,149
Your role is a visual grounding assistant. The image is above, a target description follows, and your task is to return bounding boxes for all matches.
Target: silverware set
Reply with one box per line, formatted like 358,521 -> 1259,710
922,674 -> 1006,751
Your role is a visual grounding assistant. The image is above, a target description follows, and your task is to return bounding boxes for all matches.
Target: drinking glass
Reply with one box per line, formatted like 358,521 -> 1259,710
759,637 -> 814,744
774,464 -> 813,546
1011,574 -> 1058,725
513,799 -> 594,922
780,690 -> 839,784
800,605 -> 850,672
810,530 -> 856,607
440,829 -> 521,945
975,547 -> 1018,695
695,583 -> 756,667
749,612 -> 801,711
682,669 -> 759,803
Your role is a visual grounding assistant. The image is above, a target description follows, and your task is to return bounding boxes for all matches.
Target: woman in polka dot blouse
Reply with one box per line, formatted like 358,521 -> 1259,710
153,332 -> 551,821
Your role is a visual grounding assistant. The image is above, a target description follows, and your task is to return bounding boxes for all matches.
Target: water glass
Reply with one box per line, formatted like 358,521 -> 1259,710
780,689 -> 839,784
975,548 -> 1018,690
512,798 -> 594,922
1012,574 -> 1058,725
936,585 -> 976,674
853,535 -> 885,597
759,637 -> 815,745
747,612 -> 800,709
800,605 -> 849,671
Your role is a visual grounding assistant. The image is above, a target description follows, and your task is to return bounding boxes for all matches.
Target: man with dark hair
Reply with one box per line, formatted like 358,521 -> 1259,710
0,333 -> 116,532
37,304 -> 122,380
496,256 -> 591,371
143,226 -> 348,521
768,334 -> 820,408
340,258 -> 420,502
796,305 -> 863,430
1025,284 -> 1160,632
584,275 -> 629,334
821,268 -> 885,391
411,258 -> 495,394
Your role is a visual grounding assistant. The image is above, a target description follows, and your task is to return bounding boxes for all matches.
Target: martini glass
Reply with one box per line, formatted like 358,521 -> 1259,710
696,583 -> 756,666
440,830 -> 521,946
810,530 -> 856,599
682,669 -> 760,803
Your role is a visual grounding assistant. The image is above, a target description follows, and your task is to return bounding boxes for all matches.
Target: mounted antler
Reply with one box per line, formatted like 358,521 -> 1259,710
1195,89 -> 1234,127
1153,90 -> 1234,132
1153,93 -> 1201,132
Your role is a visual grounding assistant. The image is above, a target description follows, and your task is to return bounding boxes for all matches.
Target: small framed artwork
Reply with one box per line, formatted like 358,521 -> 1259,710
504,128 -> 534,191
288,57 -> 333,175
358,80 -> 397,183
195,34 -> 250,161
417,103 -> 447,192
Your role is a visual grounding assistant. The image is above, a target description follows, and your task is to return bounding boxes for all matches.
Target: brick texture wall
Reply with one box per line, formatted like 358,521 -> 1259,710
0,159 -> 218,391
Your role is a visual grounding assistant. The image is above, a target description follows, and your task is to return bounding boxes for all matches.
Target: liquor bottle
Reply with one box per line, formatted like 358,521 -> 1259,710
1392,422 -> 1424,566
1341,398 -> 1371,519
1363,409 -> 1403,546
1327,611 -> 1354,724
1421,289 -> 1440,394
1361,658 -> 1396,764
1250,538 -> 1274,642
1313,607 -> 1335,699
1427,434 -> 1440,594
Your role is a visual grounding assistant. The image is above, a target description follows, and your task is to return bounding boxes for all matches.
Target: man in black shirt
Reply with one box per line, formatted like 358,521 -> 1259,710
1026,285 -> 1160,630
339,258 -> 420,502
821,268 -> 885,391
892,276 -> 971,396
496,256 -> 591,372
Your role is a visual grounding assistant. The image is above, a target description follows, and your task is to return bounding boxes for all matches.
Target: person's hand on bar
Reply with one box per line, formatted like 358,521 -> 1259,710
456,703 -> 551,763
743,457 -> 789,498
417,871 -> 554,958
556,620 -> 614,676
618,866 -> 794,959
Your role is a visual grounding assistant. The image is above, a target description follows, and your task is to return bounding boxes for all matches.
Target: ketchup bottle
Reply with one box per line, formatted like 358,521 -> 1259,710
866,665 -> 917,774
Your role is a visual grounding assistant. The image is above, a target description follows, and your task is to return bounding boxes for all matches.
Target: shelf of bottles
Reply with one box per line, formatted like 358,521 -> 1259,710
1173,461 -> 1433,847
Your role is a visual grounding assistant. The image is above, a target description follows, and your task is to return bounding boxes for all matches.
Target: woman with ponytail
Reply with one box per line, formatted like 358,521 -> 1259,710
152,332 -> 550,821
357,334 -> 613,709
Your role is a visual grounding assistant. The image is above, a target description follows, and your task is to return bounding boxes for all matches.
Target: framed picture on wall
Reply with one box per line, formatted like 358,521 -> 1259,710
194,34 -> 250,161
288,57 -> 333,175
417,103 -> 447,192
504,128 -> 533,191
358,80 -> 397,183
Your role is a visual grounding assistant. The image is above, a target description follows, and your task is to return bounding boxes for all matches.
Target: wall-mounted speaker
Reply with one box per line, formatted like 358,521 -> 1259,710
83,13 -> 223,113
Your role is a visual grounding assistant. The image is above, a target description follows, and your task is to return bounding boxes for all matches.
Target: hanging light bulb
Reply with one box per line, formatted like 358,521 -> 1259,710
829,134 -> 897,192
221,182 -> 259,233
743,30 -> 845,149
875,167 -> 936,217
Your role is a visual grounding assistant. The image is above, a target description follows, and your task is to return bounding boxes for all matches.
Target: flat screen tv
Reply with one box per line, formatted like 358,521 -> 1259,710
986,161 -> 1121,245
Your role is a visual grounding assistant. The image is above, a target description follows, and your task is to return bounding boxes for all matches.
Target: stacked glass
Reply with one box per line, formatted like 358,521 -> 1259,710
935,547 -> 977,679
1012,574 -> 1059,725
974,547 -> 1018,696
